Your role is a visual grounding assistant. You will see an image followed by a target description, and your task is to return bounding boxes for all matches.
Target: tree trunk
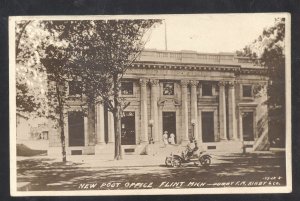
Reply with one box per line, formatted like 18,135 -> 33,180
56,82 -> 67,162
16,21 -> 31,57
114,106 -> 122,160
113,74 -> 122,160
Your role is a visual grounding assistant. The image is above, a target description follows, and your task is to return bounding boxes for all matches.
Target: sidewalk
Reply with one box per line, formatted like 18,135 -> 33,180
17,149 -> 285,170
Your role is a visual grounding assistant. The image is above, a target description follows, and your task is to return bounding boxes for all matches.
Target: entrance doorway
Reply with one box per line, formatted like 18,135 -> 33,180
162,112 -> 176,144
121,111 -> 136,145
202,111 -> 215,142
242,112 -> 254,141
68,111 -> 85,146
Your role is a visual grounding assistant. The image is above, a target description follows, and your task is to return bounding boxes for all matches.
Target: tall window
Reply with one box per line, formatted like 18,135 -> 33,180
242,85 -> 252,97
202,83 -> 213,96
163,82 -> 174,95
69,81 -> 82,96
68,111 -> 84,146
121,82 -> 133,95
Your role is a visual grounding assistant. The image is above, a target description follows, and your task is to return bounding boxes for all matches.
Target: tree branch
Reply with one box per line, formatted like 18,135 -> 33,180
16,20 -> 32,57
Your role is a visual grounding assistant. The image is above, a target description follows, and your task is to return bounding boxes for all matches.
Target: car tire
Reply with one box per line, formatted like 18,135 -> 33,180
172,158 -> 181,167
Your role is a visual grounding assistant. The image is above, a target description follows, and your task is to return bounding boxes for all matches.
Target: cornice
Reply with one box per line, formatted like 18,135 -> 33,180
131,62 -> 267,75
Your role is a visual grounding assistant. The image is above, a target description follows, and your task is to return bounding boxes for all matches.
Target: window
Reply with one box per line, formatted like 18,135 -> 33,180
242,85 -> 252,97
202,83 -> 213,96
121,82 -> 133,95
202,112 -> 215,142
242,112 -> 254,141
163,82 -> 174,95
69,81 -> 82,96
68,111 -> 84,146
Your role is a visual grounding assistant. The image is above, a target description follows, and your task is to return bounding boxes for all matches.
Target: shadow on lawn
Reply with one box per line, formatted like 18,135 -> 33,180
17,152 -> 286,191
17,144 -> 47,157
17,158 -> 84,175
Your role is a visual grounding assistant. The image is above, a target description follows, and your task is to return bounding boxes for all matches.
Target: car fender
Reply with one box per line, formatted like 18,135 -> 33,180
172,154 -> 183,160
200,154 -> 212,159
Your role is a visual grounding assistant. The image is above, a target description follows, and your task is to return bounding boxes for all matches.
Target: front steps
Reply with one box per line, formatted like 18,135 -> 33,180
201,141 -> 244,153
95,143 -> 149,156
49,140 -> 263,157
47,145 -> 95,157
151,141 -> 245,155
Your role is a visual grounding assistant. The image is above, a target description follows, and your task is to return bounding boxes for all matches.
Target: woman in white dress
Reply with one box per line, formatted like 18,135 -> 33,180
163,131 -> 169,145
169,133 -> 175,144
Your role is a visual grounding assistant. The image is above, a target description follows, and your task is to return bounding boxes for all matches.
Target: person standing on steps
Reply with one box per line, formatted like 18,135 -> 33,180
163,131 -> 169,146
169,133 -> 175,144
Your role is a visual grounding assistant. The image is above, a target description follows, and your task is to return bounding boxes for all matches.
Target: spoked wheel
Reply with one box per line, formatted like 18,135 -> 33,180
172,158 -> 182,167
199,157 -> 211,167
165,157 -> 172,167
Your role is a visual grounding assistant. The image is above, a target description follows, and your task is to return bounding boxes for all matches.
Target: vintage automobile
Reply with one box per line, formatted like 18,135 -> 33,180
165,140 -> 212,168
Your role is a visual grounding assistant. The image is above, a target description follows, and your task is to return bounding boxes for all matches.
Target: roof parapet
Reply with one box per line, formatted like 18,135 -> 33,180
138,49 -> 262,68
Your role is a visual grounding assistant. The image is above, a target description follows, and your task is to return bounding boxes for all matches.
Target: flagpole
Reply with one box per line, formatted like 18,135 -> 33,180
164,20 -> 167,51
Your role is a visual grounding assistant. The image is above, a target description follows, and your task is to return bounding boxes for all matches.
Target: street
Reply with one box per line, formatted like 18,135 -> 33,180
16,151 -> 286,191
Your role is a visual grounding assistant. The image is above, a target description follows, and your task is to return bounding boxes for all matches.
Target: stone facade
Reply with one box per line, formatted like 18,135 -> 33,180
48,49 -> 269,156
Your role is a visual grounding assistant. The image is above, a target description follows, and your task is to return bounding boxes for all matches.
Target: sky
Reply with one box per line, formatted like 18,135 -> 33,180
144,13 -> 284,53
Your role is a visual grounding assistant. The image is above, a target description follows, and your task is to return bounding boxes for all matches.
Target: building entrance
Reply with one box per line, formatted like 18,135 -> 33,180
202,112 -> 215,142
121,111 -> 136,145
162,112 -> 176,144
242,112 -> 254,141
68,111 -> 84,146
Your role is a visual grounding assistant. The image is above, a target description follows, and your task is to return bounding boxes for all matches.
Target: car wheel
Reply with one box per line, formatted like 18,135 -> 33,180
200,157 -> 211,167
172,158 -> 181,167
165,157 -> 172,167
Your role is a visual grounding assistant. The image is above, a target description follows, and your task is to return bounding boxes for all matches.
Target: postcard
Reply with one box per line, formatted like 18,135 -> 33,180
10,13 -> 292,196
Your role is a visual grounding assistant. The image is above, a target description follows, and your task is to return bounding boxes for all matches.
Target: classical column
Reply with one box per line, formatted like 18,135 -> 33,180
218,81 -> 227,141
190,80 -> 199,141
228,81 -> 238,140
87,104 -> 96,145
108,111 -> 115,143
239,111 -> 243,141
181,80 -> 189,142
96,103 -> 105,144
150,79 -> 159,143
198,84 -> 203,142
140,78 -> 148,143
64,113 -> 69,147
84,116 -> 89,146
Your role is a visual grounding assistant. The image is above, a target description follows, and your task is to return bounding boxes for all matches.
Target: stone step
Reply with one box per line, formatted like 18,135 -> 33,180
95,144 -> 114,155
201,141 -> 244,153
147,144 -> 186,156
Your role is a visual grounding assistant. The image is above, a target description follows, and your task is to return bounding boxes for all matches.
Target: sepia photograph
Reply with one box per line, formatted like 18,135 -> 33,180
9,13 -> 291,196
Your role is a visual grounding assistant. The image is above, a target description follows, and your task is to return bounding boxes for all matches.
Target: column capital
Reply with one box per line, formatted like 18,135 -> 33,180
228,81 -> 236,88
189,80 -> 199,87
180,80 -> 189,87
149,79 -> 159,86
139,78 -> 148,86
218,81 -> 226,87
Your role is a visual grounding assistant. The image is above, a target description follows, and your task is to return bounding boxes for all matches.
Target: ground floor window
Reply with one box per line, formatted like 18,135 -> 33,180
41,131 -> 48,140
242,112 -> 254,141
121,111 -> 136,145
68,111 -> 85,146
202,111 -> 215,142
